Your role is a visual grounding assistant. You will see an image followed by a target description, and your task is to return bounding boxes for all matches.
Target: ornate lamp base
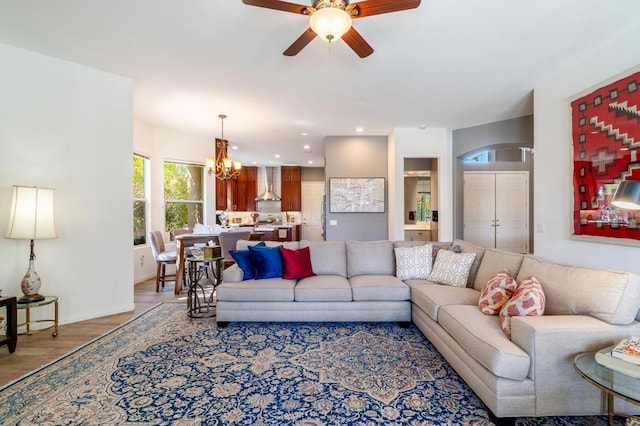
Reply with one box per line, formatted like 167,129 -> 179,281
18,293 -> 45,303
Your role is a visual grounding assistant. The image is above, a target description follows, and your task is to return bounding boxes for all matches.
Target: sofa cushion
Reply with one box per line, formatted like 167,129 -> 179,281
393,241 -> 460,264
294,275 -> 352,302
349,275 -> 410,301
516,256 -> 640,325
453,239 -> 486,287
478,269 -> 518,315
473,248 -> 525,292
408,281 -> 480,321
499,275 -> 546,338
427,249 -> 476,287
346,240 -> 395,278
394,244 -> 433,280
280,246 -> 316,280
216,278 -> 296,302
438,304 -> 531,381
248,245 -> 283,280
237,240 -> 299,251
299,240 -> 347,277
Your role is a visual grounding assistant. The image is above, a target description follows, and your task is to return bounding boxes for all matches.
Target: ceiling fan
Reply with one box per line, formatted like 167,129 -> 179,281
241,0 -> 421,58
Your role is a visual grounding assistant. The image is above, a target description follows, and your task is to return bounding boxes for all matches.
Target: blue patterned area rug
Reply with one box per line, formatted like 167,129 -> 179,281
0,304 -> 616,425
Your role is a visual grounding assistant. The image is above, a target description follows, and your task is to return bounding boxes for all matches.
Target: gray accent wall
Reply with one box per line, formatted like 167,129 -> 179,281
324,136 -> 388,241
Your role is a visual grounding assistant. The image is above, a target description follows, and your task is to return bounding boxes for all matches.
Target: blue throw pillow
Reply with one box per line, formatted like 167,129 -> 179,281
248,245 -> 283,280
230,242 -> 265,280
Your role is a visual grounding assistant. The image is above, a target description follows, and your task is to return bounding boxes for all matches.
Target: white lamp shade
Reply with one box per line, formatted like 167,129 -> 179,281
309,7 -> 352,42
6,185 -> 57,240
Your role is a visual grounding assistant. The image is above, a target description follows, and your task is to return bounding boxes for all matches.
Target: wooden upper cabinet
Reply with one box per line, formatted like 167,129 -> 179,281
237,166 -> 257,212
215,177 -> 228,211
222,166 -> 258,212
280,166 -> 302,211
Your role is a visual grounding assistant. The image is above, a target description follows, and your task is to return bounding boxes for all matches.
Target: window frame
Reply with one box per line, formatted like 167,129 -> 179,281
133,153 -> 149,246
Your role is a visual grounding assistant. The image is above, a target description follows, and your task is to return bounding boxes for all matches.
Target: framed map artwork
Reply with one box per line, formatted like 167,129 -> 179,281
329,178 -> 385,213
571,70 -> 640,244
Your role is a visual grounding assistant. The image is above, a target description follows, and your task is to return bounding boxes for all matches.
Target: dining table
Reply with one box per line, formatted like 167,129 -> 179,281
174,233 -> 219,294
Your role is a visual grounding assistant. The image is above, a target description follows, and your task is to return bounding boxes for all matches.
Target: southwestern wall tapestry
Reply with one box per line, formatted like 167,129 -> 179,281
571,70 -> 640,243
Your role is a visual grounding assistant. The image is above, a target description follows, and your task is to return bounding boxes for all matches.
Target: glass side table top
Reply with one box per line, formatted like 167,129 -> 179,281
574,351 -> 640,404
16,296 -> 58,308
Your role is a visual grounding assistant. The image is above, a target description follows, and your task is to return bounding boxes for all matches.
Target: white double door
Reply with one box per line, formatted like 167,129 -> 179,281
463,172 -> 529,253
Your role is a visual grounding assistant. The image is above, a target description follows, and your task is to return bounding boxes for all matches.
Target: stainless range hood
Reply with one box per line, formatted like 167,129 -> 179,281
255,166 -> 281,201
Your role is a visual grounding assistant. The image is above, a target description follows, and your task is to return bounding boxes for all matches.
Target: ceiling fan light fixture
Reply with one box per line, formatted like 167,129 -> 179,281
309,5 -> 352,42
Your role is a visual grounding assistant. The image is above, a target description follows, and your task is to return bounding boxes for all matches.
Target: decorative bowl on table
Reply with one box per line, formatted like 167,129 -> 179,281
191,248 -> 204,259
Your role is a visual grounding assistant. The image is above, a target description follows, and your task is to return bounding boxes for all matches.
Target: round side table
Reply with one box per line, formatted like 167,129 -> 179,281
186,256 -> 223,318
17,296 -> 58,337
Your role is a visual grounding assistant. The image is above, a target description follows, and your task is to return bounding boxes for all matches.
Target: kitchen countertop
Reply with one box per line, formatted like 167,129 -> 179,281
404,223 -> 431,231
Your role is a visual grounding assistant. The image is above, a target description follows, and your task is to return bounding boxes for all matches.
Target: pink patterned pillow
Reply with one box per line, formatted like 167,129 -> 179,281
499,276 -> 546,339
478,269 -> 517,315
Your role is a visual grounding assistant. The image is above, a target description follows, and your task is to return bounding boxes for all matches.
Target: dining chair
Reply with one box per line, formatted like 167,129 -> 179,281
149,230 -> 177,292
218,231 -> 252,269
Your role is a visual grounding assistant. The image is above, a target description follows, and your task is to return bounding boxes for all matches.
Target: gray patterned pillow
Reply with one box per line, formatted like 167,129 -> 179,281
394,244 -> 433,280
427,249 -> 477,287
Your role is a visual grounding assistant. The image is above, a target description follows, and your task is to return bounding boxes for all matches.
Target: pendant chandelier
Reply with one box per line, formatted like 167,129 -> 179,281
206,114 -> 241,181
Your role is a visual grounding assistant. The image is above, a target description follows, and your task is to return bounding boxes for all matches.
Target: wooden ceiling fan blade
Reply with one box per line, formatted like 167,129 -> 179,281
342,27 -> 373,58
283,28 -> 317,56
352,0 -> 421,18
242,0 -> 308,15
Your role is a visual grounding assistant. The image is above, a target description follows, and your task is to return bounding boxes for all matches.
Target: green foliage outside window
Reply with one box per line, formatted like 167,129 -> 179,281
133,155 -> 146,245
164,162 -> 203,237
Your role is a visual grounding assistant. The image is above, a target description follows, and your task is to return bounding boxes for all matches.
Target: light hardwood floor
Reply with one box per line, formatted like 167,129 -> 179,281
0,279 -> 183,387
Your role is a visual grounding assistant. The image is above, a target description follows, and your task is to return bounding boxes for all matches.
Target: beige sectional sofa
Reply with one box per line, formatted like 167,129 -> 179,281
217,238 -> 640,420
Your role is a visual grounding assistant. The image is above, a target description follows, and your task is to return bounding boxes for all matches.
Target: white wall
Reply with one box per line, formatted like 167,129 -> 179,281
534,23 -> 640,274
0,42 -> 134,323
132,119 -> 156,283
132,120 -> 218,282
389,128 -> 452,242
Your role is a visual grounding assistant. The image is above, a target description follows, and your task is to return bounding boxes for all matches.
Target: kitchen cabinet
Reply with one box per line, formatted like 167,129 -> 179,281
281,166 -> 301,211
405,230 -> 431,242
235,166 -> 257,212
215,177 -> 228,211
216,166 -> 257,212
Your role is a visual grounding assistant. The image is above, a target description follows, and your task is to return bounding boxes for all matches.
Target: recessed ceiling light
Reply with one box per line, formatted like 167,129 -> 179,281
303,145 -> 310,150
231,145 -> 238,150
418,124 -> 427,130
252,161 -> 257,165
275,154 -> 280,158
308,160 -> 314,164
301,132 -> 308,136
355,127 -> 364,133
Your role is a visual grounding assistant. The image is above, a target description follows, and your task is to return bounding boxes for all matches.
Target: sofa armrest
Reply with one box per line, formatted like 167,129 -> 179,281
222,264 -> 244,283
511,315 -> 640,416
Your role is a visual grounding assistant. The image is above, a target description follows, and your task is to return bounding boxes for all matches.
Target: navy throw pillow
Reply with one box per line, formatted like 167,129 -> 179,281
248,244 -> 283,280
230,250 -> 256,280
229,242 -> 266,280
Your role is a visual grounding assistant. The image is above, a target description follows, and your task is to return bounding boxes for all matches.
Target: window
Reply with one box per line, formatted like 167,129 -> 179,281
417,177 -> 431,222
164,161 -> 204,238
133,154 -> 148,246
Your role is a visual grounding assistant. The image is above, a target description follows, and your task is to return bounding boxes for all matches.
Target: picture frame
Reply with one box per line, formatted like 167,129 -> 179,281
570,69 -> 640,245
329,177 -> 385,213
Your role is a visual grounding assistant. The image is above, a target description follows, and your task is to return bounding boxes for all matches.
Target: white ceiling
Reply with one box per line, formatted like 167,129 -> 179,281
1,0 -> 639,167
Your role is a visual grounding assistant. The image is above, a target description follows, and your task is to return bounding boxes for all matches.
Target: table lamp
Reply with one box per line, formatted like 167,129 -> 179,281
5,185 -> 57,303
611,180 -> 640,210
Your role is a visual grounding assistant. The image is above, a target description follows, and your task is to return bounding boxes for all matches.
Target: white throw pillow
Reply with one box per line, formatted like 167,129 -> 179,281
427,249 -> 477,287
394,244 -> 433,280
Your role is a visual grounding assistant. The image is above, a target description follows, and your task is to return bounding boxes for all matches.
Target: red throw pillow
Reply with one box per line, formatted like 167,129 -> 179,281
499,275 -> 546,339
279,246 -> 316,280
478,269 -> 517,315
